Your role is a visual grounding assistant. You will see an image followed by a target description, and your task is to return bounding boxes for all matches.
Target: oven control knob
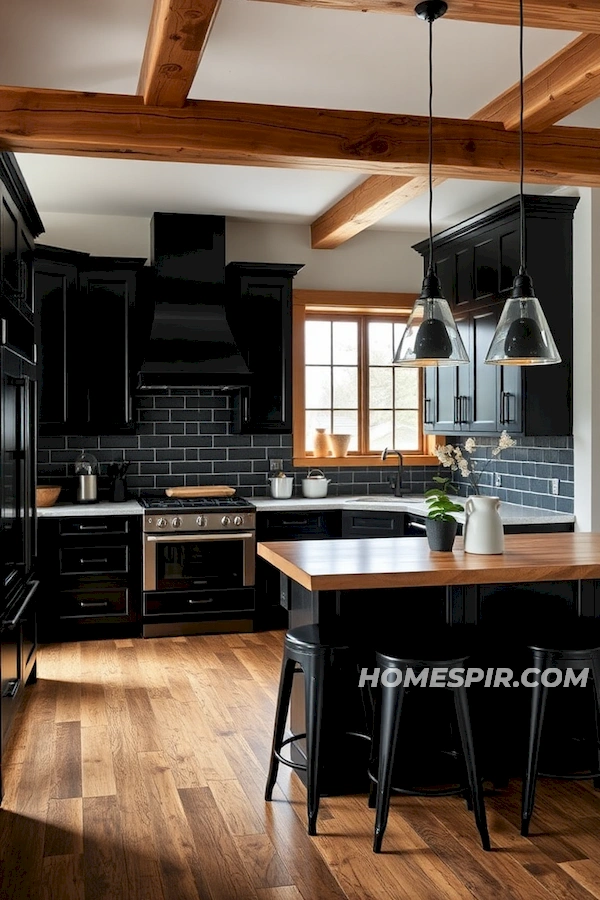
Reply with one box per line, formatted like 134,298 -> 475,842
196,515 -> 207,528
233,515 -> 243,526
221,515 -> 231,526
171,517 -> 182,528
157,517 -> 168,528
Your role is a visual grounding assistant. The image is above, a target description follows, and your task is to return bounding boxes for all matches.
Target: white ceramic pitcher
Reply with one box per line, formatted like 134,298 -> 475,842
463,495 -> 504,555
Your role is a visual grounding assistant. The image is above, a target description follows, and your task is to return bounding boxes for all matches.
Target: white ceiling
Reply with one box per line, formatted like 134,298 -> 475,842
0,0 -> 593,234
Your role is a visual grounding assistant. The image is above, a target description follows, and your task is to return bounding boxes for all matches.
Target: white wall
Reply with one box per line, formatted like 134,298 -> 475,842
572,189 -> 600,532
38,212 -> 426,293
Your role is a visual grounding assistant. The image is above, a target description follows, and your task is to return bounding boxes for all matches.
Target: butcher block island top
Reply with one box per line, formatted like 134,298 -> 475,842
257,532 -> 600,592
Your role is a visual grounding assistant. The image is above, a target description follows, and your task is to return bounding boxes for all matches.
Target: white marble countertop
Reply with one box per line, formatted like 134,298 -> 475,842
36,494 -> 575,526
37,500 -> 144,517
250,495 -> 575,526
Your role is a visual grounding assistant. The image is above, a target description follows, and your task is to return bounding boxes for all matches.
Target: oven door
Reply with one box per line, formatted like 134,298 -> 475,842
143,532 -> 255,592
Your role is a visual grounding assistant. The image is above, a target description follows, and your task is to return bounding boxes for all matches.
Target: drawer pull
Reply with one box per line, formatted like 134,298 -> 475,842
77,525 -> 108,531
79,557 -> 108,565
79,601 -> 109,608
188,598 -> 213,604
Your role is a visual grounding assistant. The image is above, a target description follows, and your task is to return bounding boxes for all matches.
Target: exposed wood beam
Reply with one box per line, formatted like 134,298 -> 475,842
137,0 -> 222,107
250,0 -> 600,33
3,86 -> 600,186
476,33 -> 600,131
312,32 -> 600,249
312,175 -> 436,249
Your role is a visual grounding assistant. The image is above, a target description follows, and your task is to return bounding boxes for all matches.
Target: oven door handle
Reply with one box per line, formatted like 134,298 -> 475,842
145,532 -> 254,543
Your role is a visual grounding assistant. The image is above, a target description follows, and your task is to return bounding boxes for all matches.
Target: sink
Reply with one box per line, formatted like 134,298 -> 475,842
344,495 -> 426,505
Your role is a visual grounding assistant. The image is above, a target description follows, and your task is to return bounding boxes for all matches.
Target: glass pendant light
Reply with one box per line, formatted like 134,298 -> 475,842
393,0 -> 469,368
485,0 -> 561,367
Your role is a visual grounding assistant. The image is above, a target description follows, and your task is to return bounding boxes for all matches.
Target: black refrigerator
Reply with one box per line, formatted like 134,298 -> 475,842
0,336 -> 38,768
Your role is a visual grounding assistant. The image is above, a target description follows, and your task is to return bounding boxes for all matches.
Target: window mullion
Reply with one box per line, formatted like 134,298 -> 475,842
359,317 -> 369,455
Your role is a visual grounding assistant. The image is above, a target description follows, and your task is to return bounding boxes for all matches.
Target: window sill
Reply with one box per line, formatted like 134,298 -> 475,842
292,455 -> 441,468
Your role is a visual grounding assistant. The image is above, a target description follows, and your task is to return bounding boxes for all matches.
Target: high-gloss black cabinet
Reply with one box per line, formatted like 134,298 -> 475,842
37,516 -> 140,640
35,246 -> 145,434
416,196 -> 578,436
226,262 -> 303,433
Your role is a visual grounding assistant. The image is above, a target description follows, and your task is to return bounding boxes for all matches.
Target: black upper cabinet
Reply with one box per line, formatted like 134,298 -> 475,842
35,247 -> 145,434
414,195 -> 578,436
226,262 -> 303,433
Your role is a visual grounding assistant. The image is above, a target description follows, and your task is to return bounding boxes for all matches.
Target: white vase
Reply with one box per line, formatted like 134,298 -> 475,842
463,495 -> 504,555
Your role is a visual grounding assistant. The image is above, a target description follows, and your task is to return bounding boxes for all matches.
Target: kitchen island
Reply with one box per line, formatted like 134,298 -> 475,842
258,533 -> 600,791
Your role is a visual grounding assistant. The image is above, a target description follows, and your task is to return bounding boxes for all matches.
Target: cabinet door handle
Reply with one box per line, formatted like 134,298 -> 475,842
502,391 -> 512,424
79,600 -> 109,608
243,392 -> 250,423
424,398 -> 433,425
453,396 -> 460,425
79,557 -> 108,565
77,524 -> 108,531
188,597 -> 214,604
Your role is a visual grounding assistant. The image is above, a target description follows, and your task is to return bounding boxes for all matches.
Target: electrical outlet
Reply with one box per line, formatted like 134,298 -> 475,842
494,473 -> 502,488
269,458 -> 284,472
550,478 -> 560,496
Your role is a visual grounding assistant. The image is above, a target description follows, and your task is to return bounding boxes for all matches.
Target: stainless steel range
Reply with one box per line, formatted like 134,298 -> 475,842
140,495 -> 256,638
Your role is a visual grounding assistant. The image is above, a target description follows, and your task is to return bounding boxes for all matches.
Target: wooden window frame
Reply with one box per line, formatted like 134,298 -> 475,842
292,290 -> 443,468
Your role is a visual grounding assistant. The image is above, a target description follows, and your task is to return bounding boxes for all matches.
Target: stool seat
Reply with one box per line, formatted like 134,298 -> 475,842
376,627 -> 476,668
527,623 -> 600,656
285,623 -> 352,652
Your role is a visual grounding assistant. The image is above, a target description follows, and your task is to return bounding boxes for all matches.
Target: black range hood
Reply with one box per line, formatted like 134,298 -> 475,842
138,213 -> 251,389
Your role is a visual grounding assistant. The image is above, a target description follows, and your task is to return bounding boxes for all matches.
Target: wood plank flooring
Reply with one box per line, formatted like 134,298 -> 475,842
2,631 -> 600,899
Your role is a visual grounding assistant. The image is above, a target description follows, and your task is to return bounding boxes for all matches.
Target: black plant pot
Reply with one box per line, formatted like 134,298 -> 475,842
425,518 -> 458,552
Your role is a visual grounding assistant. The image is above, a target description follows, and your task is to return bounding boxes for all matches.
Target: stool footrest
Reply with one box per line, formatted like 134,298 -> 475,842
367,767 -> 468,798
274,734 -> 308,772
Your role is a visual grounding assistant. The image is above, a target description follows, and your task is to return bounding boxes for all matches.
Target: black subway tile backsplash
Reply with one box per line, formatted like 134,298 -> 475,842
36,390 -> 574,511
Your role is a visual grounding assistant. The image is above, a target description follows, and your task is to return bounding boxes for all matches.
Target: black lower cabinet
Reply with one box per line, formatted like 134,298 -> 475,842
37,516 -> 140,641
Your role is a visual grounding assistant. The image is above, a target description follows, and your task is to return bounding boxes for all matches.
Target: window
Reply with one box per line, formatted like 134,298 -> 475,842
292,290 -> 440,467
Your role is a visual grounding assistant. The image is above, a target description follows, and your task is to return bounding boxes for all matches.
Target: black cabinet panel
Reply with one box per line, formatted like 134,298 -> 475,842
35,248 -> 144,434
35,259 -> 76,430
342,510 -> 405,538
416,196 -> 578,436
227,262 -> 303,433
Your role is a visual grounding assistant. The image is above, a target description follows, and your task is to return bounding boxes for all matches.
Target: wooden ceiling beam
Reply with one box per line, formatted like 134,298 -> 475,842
250,0 -> 600,33
312,32 -> 600,249
137,0 -> 222,107
3,85 -> 600,186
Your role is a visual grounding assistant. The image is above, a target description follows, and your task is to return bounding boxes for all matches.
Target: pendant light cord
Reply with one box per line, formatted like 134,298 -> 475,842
427,13 -> 434,274
519,0 -> 525,274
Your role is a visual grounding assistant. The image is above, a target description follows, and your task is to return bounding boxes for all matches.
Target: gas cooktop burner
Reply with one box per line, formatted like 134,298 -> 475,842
139,495 -> 255,511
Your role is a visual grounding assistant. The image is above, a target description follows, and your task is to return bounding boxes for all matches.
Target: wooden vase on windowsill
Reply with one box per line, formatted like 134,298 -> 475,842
313,428 -> 330,457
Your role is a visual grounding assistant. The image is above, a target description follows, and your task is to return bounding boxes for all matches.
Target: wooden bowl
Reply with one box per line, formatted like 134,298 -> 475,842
36,485 -> 62,508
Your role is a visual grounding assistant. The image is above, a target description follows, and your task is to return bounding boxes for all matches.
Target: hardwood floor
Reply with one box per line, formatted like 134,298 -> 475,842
2,631 -> 600,900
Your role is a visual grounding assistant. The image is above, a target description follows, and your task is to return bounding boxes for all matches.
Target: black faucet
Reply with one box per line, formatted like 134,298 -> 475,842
381,448 -> 406,496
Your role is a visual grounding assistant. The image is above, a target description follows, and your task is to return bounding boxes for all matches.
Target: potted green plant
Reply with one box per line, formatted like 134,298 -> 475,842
424,476 -> 464,552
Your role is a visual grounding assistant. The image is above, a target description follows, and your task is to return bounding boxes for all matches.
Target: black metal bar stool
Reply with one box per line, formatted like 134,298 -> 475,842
265,623 -> 371,836
369,629 -> 490,853
521,625 -> 600,837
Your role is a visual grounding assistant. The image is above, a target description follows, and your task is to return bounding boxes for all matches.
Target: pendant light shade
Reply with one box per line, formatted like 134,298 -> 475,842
485,0 -> 561,367
485,273 -> 561,365
393,0 -> 469,368
393,271 -> 469,366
